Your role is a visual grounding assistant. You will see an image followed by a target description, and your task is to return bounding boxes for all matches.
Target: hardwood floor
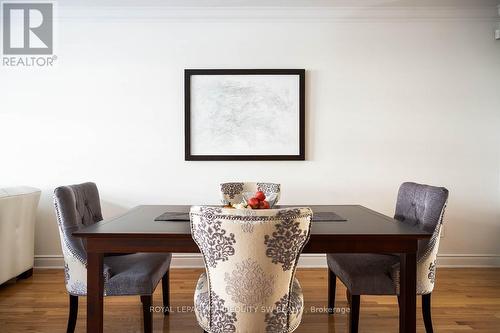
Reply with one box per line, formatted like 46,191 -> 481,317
0,268 -> 499,332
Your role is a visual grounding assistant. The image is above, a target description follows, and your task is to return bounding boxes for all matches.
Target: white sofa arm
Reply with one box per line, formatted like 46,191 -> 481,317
0,187 -> 41,284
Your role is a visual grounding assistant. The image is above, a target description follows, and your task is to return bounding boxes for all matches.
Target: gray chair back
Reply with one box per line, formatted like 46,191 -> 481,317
54,182 -> 102,264
393,182 -> 448,294
394,182 -> 448,261
54,182 -> 112,295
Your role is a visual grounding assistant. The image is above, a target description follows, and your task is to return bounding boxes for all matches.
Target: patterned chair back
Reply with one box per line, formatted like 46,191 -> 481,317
190,206 -> 312,332
392,182 -> 449,295
220,182 -> 281,205
53,182 -> 110,295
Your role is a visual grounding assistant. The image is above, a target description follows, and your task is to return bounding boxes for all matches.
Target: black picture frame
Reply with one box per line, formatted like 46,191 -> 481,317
185,69 -> 305,161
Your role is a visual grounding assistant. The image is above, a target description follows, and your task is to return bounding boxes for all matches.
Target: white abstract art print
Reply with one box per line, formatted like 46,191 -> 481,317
186,70 -> 305,160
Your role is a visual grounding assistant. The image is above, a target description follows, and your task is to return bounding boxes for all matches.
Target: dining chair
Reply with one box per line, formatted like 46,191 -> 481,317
220,182 -> 281,205
190,206 -> 312,333
53,182 -> 172,333
326,182 -> 448,333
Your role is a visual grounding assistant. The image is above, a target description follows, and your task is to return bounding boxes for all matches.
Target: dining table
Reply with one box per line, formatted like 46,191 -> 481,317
73,204 -> 431,333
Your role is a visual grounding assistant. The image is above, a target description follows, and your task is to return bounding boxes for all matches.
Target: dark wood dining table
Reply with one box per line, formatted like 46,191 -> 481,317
74,204 -> 431,333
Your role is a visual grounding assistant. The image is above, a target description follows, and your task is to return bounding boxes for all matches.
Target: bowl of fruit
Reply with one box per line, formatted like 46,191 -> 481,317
239,190 -> 278,209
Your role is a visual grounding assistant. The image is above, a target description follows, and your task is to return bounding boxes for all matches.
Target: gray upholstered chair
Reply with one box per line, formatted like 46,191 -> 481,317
220,182 -> 281,205
53,182 -> 172,333
190,206 -> 312,333
327,182 -> 448,333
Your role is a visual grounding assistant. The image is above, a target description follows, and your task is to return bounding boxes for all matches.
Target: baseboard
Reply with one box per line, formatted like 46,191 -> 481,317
170,253 -> 204,268
34,255 -> 65,269
172,254 -> 330,268
33,254 -> 326,268
34,253 -> 500,269
436,254 -> 500,267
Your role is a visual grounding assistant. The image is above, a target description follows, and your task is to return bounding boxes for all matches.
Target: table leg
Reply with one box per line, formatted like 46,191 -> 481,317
87,251 -> 104,333
399,250 -> 417,333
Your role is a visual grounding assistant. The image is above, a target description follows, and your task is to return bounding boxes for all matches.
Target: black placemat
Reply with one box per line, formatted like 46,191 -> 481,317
154,210 -> 346,222
312,211 -> 347,222
154,212 -> 190,221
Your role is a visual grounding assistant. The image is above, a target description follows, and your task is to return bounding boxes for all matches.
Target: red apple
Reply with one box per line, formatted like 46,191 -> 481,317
248,198 -> 260,209
255,191 -> 266,201
261,201 -> 270,209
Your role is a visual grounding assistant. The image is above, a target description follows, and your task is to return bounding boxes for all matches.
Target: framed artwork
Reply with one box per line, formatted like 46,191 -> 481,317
185,69 -> 305,161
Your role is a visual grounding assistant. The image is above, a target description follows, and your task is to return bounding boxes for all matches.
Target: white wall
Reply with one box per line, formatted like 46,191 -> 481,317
1,0 -> 499,267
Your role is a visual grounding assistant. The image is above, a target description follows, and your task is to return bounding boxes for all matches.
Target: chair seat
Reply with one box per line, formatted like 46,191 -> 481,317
194,273 -> 304,333
327,253 -> 399,295
104,253 -> 171,296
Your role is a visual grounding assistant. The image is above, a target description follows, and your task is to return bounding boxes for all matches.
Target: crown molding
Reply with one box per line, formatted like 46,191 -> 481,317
57,5 -> 500,22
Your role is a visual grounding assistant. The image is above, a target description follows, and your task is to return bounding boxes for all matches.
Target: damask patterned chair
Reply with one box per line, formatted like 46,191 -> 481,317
220,182 -> 281,205
327,182 -> 448,333
190,206 -> 313,333
53,182 -> 172,333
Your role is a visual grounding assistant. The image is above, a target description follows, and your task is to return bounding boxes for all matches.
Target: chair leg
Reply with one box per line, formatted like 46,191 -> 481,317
327,269 -> 337,314
422,293 -> 434,333
162,270 -> 170,316
348,294 -> 360,333
141,295 -> 153,333
66,295 -> 78,333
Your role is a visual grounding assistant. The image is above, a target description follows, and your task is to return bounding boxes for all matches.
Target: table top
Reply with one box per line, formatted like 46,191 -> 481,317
74,205 -> 431,239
